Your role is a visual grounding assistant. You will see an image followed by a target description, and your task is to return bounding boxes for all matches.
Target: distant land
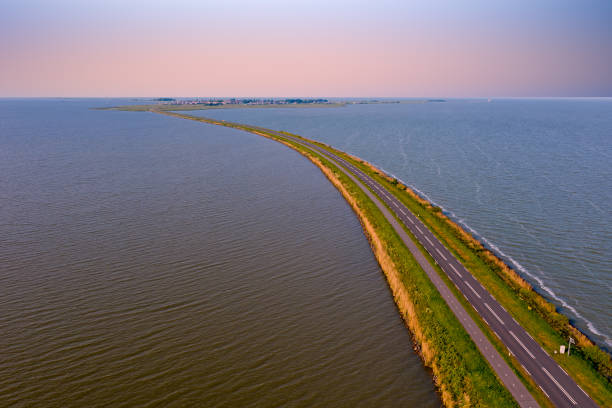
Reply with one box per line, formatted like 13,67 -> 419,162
104,98 -> 446,112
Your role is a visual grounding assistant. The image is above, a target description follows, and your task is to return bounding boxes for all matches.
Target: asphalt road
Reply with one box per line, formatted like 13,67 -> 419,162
247,126 -> 599,408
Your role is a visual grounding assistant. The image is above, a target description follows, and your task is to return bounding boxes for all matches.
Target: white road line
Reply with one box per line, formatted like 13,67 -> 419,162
449,264 -> 462,277
539,385 -> 550,399
542,367 -> 577,405
435,248 -> 447,261
464,281 -> 481,299
484,303 -> 504,325
415,226 -> 423,234
509,331 -> 536,360
521,364 -> 532,377
424,236 -> 434,246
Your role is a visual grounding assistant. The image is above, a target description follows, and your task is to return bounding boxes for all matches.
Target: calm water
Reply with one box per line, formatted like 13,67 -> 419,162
0,100 -> 440,407
195,99 -> 612,350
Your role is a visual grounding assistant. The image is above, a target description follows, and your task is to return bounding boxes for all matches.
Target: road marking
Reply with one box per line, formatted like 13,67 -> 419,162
542,367 -> 577,405
521,364 -> 532,376
415,225 -> 423,233
424,236 -> 434,246
509,331 -> 536,360
435,248 -> 447,261
485,302 -> 504,325
449,264 -> 462,277
464,281 -> 481,299
539,385 -> 550,399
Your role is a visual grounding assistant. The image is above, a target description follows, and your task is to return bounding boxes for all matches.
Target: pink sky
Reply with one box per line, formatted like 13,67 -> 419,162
1,0 -> 611,97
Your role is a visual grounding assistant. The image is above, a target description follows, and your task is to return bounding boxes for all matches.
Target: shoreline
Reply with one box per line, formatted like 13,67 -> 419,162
118,108 -> 611,407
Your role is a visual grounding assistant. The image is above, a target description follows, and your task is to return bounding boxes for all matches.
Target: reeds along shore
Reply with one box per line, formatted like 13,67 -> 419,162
358,155 -> 611,381
284,151 -> 483,406
261,140 -> 517,407
149,110 -> 611,406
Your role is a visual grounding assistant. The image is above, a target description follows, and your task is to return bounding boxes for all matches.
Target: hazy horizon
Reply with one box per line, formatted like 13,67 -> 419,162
2,0 -> 611,98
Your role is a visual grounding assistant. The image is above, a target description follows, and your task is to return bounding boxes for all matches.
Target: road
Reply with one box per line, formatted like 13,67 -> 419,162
244,125 -> 599,408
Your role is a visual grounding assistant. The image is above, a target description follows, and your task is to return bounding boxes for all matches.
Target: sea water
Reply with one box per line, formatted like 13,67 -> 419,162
196,98 -> 612,350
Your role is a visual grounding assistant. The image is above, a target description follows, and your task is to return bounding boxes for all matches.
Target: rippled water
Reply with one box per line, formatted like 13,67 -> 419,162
0,100 -> 440,407
195,99 -> 612,350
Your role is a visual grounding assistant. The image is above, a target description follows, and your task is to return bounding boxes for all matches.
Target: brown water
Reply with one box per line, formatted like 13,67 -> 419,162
0,99 -> 440,407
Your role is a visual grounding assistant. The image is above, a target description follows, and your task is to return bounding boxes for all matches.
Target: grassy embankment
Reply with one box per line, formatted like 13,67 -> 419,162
118,108 -> 611,406
284,132 -> 612,407
148,110 -> 521,407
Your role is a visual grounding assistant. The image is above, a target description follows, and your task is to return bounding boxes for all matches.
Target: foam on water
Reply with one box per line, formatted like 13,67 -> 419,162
391,172 -> 612,348
192,99 -> 612,350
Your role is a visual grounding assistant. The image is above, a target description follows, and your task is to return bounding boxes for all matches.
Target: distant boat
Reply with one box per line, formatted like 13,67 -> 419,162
487,98 -> 492,103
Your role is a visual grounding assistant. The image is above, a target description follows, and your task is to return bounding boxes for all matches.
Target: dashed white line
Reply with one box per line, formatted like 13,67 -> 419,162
435,248 -> 447,261
509,331 -> 536,360
424,236 -> 434,246
485,302 -> 505,325
464,281 -> 481,299
449,264 -> 462,277
542,366 -> 577,405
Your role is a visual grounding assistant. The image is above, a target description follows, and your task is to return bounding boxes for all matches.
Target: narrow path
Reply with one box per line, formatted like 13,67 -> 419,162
160,112 -> 600,408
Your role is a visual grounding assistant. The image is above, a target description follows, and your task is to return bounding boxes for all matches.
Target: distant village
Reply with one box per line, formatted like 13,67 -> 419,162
155,98 -> 331,106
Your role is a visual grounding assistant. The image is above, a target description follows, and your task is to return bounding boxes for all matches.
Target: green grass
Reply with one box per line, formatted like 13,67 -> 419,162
120,109 -> 611,406
277,139 -> 519,407
292,134 -> 612,407
146,112 -> 522,406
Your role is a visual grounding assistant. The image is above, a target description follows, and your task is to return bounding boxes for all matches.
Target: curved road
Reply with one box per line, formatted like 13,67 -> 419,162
246,125 -> 599,408
161,112 -> 599,408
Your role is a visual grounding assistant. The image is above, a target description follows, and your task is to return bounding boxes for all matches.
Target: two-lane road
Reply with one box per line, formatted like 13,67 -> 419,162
177,114 -> 598,408
249,126 -> 598,408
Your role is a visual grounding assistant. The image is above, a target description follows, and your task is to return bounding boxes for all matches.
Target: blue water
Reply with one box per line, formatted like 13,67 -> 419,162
193,99 -> 612,350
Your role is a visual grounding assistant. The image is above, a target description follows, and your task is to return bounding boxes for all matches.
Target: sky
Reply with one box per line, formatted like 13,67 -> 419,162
1,0 -> 611,97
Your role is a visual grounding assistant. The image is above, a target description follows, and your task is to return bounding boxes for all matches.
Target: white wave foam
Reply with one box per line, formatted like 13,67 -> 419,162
383,171 -> 612,348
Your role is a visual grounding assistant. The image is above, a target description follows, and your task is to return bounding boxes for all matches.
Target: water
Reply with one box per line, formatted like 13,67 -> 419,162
0,99 -> 440,407
193,99 -> 612,350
